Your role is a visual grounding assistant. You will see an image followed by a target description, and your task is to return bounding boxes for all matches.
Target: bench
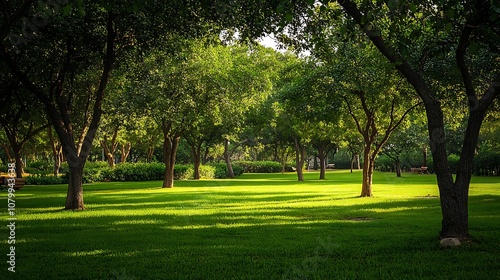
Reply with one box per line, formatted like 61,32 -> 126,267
410,167 -> 422,174
326,164 -> 335,169
0,177 -> 26,191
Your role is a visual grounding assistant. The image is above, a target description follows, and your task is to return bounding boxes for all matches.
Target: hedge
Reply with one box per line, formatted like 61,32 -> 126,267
233,161 -> 282,173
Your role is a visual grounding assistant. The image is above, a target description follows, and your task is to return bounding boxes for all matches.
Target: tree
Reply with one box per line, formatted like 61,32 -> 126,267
279,0 -> 499,238
2,0 -> 293,205
0,70 -> 49,178
279,60 -> 343,180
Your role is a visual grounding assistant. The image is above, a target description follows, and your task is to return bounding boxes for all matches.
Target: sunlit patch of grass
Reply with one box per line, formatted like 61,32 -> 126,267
1,170 -> 499,279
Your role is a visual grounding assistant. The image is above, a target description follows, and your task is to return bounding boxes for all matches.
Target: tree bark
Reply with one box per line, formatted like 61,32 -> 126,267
100,127 -> 119,168
1,144 -> 12,162
422,145 -> 428,167
224,139 -> 235,179
318,148 -> 326,180
65,160 -> 85,210
294,137 -> 306,182
48,127 -> 62,176
360,145 -> 373,197
161,119 -> 180,188
395,157 -> 401,177
120,143 -> 131,163
191,143 -> 202,180
12,145 -> 24,178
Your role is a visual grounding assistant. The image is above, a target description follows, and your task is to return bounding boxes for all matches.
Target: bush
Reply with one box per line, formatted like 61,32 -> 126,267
474,150 -> 500,176
234,161 -> 281,173
210,163 -> 244,178
174,165 -> 194,180
448,154 -> 460,174
26,174 -> 67,185
199,165 -> 216,179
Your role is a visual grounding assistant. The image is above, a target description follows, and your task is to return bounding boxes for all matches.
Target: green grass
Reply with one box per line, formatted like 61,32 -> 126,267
1,170 -> 500,279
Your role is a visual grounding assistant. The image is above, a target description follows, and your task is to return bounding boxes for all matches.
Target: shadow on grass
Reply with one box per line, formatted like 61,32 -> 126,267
13,194 -> 500,279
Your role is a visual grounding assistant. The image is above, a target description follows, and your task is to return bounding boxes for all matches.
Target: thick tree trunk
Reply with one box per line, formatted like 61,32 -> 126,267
161,119 -> 180,188
360,146 -> 374,197
65,161 -> 85,210
224,139 -> 235,179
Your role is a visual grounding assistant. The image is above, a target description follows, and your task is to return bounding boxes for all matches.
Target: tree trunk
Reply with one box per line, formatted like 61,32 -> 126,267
422,145 -> 428,167
360,146 -> 373,197
350,153 -> 355,173
191,143 -> 202,180
12,146 -> 24,178
1,144 -> 12,162
294,137 -> 305,182
120,143 -> 131,163
65,161 -> 85,210
161,119 -> 180,188
48,127 -> 62,176
395,157 -> 401,177
224,139 -> 235,179
147,147 -> 154,163
318,147 -> 326,180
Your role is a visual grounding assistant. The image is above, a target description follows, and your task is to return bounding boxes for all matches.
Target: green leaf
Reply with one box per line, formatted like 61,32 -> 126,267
469,43 -> 480,55
445,22 -> 453,34
62,4 -> 73,16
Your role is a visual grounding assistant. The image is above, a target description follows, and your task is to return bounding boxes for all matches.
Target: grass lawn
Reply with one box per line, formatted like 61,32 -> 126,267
1,170 -> 500,279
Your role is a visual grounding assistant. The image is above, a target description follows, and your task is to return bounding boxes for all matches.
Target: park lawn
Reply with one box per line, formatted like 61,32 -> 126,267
1,170 -> 500,280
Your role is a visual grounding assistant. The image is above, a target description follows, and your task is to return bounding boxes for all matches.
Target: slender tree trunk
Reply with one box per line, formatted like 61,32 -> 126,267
350,153 -> 355,173
12,146 -> 24,178
1,144 -> 12,162
120,143 -> 131,163
147,147 -> 154,163
395,157 -> 401,177
294,137 -> 305,182
318,147 -> 326,180
65,160 -> 85,210
48,127 -> 62,176
224,139 -> 235,179
191,143 -> 202,180
422,145 -> 428,167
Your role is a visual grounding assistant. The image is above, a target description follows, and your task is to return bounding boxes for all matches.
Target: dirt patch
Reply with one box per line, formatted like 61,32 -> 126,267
416,195 -> 439,199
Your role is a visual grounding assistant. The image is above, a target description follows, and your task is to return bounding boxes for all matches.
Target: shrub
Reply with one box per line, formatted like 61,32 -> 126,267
473,150 -> 500,176
174,165 -> 193,180
211,163 -> 244,178
448,154 -> 460,174
25,174 -> 67,185
199,165 -> 216,179
234,161 -> 281,173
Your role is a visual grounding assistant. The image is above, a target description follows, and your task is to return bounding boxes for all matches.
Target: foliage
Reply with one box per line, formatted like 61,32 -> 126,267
234,161 -> 283,173
25,173 -> 67,185
210,163 -> 244,179
474,150 -> 500,176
